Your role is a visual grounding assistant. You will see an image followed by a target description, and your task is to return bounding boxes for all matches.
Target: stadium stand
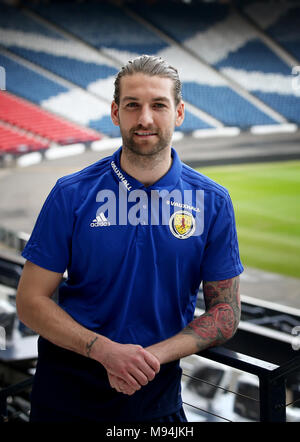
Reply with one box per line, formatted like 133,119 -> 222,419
0,0 -> 298,154
244,2 -> 300,62
0,3 -> 119,88
25,0 -> 279,130
0,120 -> 48,155
127,1 -> 285,127
0,91 -> 100,145
0,50 -> 117,136
129,1 -> 300,125
6,2 -> 212,133
0,52 -> 68,103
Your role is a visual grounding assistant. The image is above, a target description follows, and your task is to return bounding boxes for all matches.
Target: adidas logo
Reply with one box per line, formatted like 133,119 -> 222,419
90,212 -> 111,227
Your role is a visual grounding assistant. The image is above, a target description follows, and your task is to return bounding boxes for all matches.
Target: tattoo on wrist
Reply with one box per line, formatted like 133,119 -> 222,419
86,336 -> 98,358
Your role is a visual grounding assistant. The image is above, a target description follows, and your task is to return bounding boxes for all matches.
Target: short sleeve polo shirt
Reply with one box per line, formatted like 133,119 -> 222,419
22,146 -> 243,421
23,146 -> 243,346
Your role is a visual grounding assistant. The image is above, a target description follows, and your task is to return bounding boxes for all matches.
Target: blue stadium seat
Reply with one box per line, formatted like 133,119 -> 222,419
88,116 -> 121,137
1,0 -> 296,133
215,39 -> 300,123
30,1 -> 168,53
0,53 -> 117,137
0,3 -> 118,89
244,3 -> 300,62
215,40 -> 291,75
267,7 -> 300,61
29,0 -> 277,130
0,3 -> 65,38
0,53 -> 68,103
182,83 -> 277,128
179,110 -> 213,133
131,1 -> 297,125
130,1 -> 229,42
8,48 -> 117,88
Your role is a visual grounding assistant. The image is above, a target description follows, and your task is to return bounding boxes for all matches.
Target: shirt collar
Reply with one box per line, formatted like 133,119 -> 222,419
110,146 -> 182,192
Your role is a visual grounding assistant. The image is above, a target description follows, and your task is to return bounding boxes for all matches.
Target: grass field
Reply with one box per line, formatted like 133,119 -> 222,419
197,160 -> 300,279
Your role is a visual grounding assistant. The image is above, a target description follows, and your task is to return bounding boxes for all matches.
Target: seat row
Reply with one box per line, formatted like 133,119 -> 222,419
0,92 -> 101,145
0,122 -> 48,154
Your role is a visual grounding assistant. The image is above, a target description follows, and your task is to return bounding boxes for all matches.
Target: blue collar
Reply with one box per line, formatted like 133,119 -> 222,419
110,146 -> 182,192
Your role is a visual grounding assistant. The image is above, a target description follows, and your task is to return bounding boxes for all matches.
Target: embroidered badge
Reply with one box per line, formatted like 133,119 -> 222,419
169,210 -> 196,239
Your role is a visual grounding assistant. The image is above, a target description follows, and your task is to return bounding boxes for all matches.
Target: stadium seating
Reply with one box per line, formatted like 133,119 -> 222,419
131,1 -> 299,124
244,2 -> 300,62
0,2 -> 212,133
0,121 -> 48,155
0,3 -> 119,88
0,51 -> 117,136
0,52 -> 68,104
0,91 -> 101,145
29,0 -> 281,129
0,0 -> 298,144
215,38 -> 300,124
29,1 -> 169,54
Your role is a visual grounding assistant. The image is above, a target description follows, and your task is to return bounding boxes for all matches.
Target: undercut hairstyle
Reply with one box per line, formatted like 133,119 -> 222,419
113,55 -> 182,106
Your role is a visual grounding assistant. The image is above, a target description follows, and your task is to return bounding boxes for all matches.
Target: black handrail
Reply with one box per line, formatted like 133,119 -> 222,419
0,250 -> 299,422
0,377 -> 33,422
199,346 -> 300,422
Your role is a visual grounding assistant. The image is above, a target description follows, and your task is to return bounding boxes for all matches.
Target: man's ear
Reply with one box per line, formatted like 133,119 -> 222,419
111,101 -> 120,126
175,101 -> 185,127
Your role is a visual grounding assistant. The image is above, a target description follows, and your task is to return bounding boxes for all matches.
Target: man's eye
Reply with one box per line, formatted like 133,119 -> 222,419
127,102 -> 138,108
153,103 -> 166,108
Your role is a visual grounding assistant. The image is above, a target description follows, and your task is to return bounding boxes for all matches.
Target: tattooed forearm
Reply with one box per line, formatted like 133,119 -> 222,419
182,276 -> 241,351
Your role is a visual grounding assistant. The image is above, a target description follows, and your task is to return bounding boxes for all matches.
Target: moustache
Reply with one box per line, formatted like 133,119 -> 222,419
130,125 -> 160,134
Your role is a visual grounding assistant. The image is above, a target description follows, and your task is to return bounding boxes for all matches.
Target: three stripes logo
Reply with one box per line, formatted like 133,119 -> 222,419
90,212 -> 110,227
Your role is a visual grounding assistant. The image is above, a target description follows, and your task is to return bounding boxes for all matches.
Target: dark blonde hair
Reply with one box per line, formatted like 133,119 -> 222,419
114,54 -> 182,106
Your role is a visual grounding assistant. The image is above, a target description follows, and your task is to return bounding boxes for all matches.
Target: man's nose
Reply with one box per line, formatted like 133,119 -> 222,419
138,105 -> 154,127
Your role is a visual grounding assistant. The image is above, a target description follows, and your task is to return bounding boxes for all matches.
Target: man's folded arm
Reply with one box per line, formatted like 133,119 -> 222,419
146,276 -> 241,365
16,260 -> 160,391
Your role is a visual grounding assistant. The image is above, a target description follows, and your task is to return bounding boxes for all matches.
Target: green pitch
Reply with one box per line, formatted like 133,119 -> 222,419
196,160 -> 300,279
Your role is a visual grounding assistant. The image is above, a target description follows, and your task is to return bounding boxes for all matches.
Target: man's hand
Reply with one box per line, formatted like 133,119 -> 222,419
107,373 -> 137,396
92,339 -> 160,393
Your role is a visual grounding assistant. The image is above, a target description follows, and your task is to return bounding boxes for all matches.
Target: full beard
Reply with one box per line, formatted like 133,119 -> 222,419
120,125 -> 173,159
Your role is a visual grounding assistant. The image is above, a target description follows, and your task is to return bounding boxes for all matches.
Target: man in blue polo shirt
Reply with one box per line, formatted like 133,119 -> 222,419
16,55 -> 243,422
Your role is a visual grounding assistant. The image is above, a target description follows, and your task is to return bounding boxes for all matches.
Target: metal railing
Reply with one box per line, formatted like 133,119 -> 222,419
182,346 -> 300,422
0,246 -> 300,422
0,378 -> 33,423
1,347 -> 300,422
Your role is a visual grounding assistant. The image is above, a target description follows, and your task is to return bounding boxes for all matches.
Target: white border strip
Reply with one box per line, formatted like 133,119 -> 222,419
193,127 -> 241,138
250,123 -> 298,135
172,131 -> 184,142
16,151 -> 43,167
238,319 -> 295,345
45,143 -> 85,160
91,137 -> 122,152
241,294 -> 300,317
